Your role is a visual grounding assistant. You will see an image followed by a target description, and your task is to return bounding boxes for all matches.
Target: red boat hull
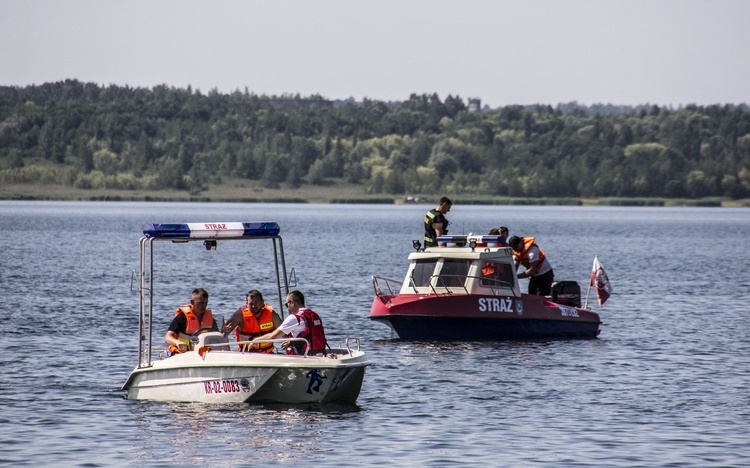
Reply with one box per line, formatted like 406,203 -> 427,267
369,293 -> 601,340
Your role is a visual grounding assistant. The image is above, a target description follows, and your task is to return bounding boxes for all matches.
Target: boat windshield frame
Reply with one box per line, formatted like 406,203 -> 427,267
133,225 -> 289,370
401,250 -> 520,297
407,273 -> 514,297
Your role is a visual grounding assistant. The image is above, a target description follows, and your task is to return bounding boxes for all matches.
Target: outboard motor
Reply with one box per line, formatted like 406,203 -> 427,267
551,281 -> 582,307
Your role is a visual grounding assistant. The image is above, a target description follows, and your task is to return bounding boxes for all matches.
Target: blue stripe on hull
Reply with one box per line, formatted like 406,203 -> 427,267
372,316 -> 599,341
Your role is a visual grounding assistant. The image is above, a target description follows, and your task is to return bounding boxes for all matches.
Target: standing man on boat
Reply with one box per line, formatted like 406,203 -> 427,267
165,288 -> 219,354
223,289 -> 282,352
251,290 -> 335,358
508,236 -> 555,297
424,197 -> 452,247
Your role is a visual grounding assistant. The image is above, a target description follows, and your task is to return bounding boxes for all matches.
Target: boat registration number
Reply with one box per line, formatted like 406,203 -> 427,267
559,306 -> 579,317
204,379 -> 242,394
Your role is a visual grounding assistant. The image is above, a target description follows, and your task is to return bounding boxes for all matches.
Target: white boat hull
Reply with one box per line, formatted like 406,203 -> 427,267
123,347 -> 369,404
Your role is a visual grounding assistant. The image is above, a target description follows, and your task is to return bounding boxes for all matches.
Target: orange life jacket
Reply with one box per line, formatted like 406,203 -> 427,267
513,237 -> 546,274
235,304 -> 276,353
169,305 -> 214,354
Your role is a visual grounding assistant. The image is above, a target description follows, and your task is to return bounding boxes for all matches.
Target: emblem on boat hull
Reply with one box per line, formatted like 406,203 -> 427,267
306,369 -> 327,394
240,378 -> 251,392
515,300 -> 523,315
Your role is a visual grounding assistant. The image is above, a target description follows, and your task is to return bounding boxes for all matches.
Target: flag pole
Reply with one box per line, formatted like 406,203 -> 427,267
584,255 -> 595,309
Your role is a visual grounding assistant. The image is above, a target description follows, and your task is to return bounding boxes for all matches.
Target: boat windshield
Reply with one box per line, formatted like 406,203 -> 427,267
437,259 -> 471,287
479,261 -> 514,287
411,259 -> 438,287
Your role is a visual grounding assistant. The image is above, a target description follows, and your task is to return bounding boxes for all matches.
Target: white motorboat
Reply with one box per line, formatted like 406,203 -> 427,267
121,222 -> 370,404
122,333 -> 369,404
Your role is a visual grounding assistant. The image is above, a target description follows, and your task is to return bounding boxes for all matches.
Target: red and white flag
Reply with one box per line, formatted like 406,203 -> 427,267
590,256 -> 613,306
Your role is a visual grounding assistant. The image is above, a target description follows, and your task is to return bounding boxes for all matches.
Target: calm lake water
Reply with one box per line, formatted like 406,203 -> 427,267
1,201 -> 749,466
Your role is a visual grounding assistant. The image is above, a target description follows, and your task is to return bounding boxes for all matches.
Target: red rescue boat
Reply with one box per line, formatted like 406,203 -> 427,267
369,235 -> 601,340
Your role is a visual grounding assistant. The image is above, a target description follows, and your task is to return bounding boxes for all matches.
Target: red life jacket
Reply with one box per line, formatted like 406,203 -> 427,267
292,307 -> 328,355
235,304 -> 276,353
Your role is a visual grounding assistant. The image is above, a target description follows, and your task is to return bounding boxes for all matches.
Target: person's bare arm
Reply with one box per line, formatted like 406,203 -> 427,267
271,311 -> 283,329
253,328 -> 286,343
165,330 -> 187,352
518,260 -> 539,278
222,309 -> 243,336
433,221 -> 445,237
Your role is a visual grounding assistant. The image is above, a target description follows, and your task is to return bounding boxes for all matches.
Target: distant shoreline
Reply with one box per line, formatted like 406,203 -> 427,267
1,183 -> 748,207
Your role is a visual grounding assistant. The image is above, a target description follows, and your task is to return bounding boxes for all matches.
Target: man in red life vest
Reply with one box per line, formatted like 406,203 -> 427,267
508,236 -> 555,297
165,288 -> 218,354
223,289 -> 282,352
251,290 -> 336,359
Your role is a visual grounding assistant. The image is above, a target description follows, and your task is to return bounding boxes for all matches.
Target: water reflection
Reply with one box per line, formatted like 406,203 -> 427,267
127,400 -> 365,463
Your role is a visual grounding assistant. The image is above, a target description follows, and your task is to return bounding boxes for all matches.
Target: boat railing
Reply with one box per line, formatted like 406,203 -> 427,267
338,338 -> 361,354
235,337 -> 319,356
475,275 -> 515,294
237,337 -> 361,357
150,340 -> 301,359
151,335 -> 358,359
421,274 -> 515,297
372,275 -> 403,298
431,274 -> 467,295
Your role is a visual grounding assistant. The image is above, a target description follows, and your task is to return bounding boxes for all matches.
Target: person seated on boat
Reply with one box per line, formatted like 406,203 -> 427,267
508,235 -> 555,297
423,197 -> 452,247
488,226 -> 509,246
250,290 -> 337,359
222,289 -> 282,353
165,288 -> 219,355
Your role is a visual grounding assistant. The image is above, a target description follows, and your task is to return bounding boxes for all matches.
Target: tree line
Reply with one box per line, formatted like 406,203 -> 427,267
1,79 -> 749,199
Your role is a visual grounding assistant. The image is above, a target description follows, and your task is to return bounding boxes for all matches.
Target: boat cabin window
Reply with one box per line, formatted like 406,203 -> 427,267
437,259 -> 471,288
410,259 -> 439,287
480,261 -> 513,287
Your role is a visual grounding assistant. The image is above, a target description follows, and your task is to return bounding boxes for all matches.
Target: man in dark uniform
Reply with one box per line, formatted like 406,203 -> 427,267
423,197 -> 452,247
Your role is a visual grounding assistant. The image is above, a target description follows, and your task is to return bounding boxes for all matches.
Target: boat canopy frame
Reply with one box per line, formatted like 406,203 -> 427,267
131,222 -> 289,370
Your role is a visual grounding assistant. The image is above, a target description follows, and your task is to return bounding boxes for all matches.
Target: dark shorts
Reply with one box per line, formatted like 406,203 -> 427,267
529,269 -> 554,296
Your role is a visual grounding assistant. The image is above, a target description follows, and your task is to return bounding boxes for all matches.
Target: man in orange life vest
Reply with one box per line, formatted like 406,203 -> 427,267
251,290 -> 336,359
508,236 -> 555,297
223,289 -> 282,352
165,288 -> 219,354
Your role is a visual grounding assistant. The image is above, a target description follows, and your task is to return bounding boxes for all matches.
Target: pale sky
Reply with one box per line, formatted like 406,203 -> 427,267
1,0 -> 748,108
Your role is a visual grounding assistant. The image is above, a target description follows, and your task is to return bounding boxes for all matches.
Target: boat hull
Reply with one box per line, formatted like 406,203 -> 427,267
123,349 -> 369,404
369,293 -> 601,341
